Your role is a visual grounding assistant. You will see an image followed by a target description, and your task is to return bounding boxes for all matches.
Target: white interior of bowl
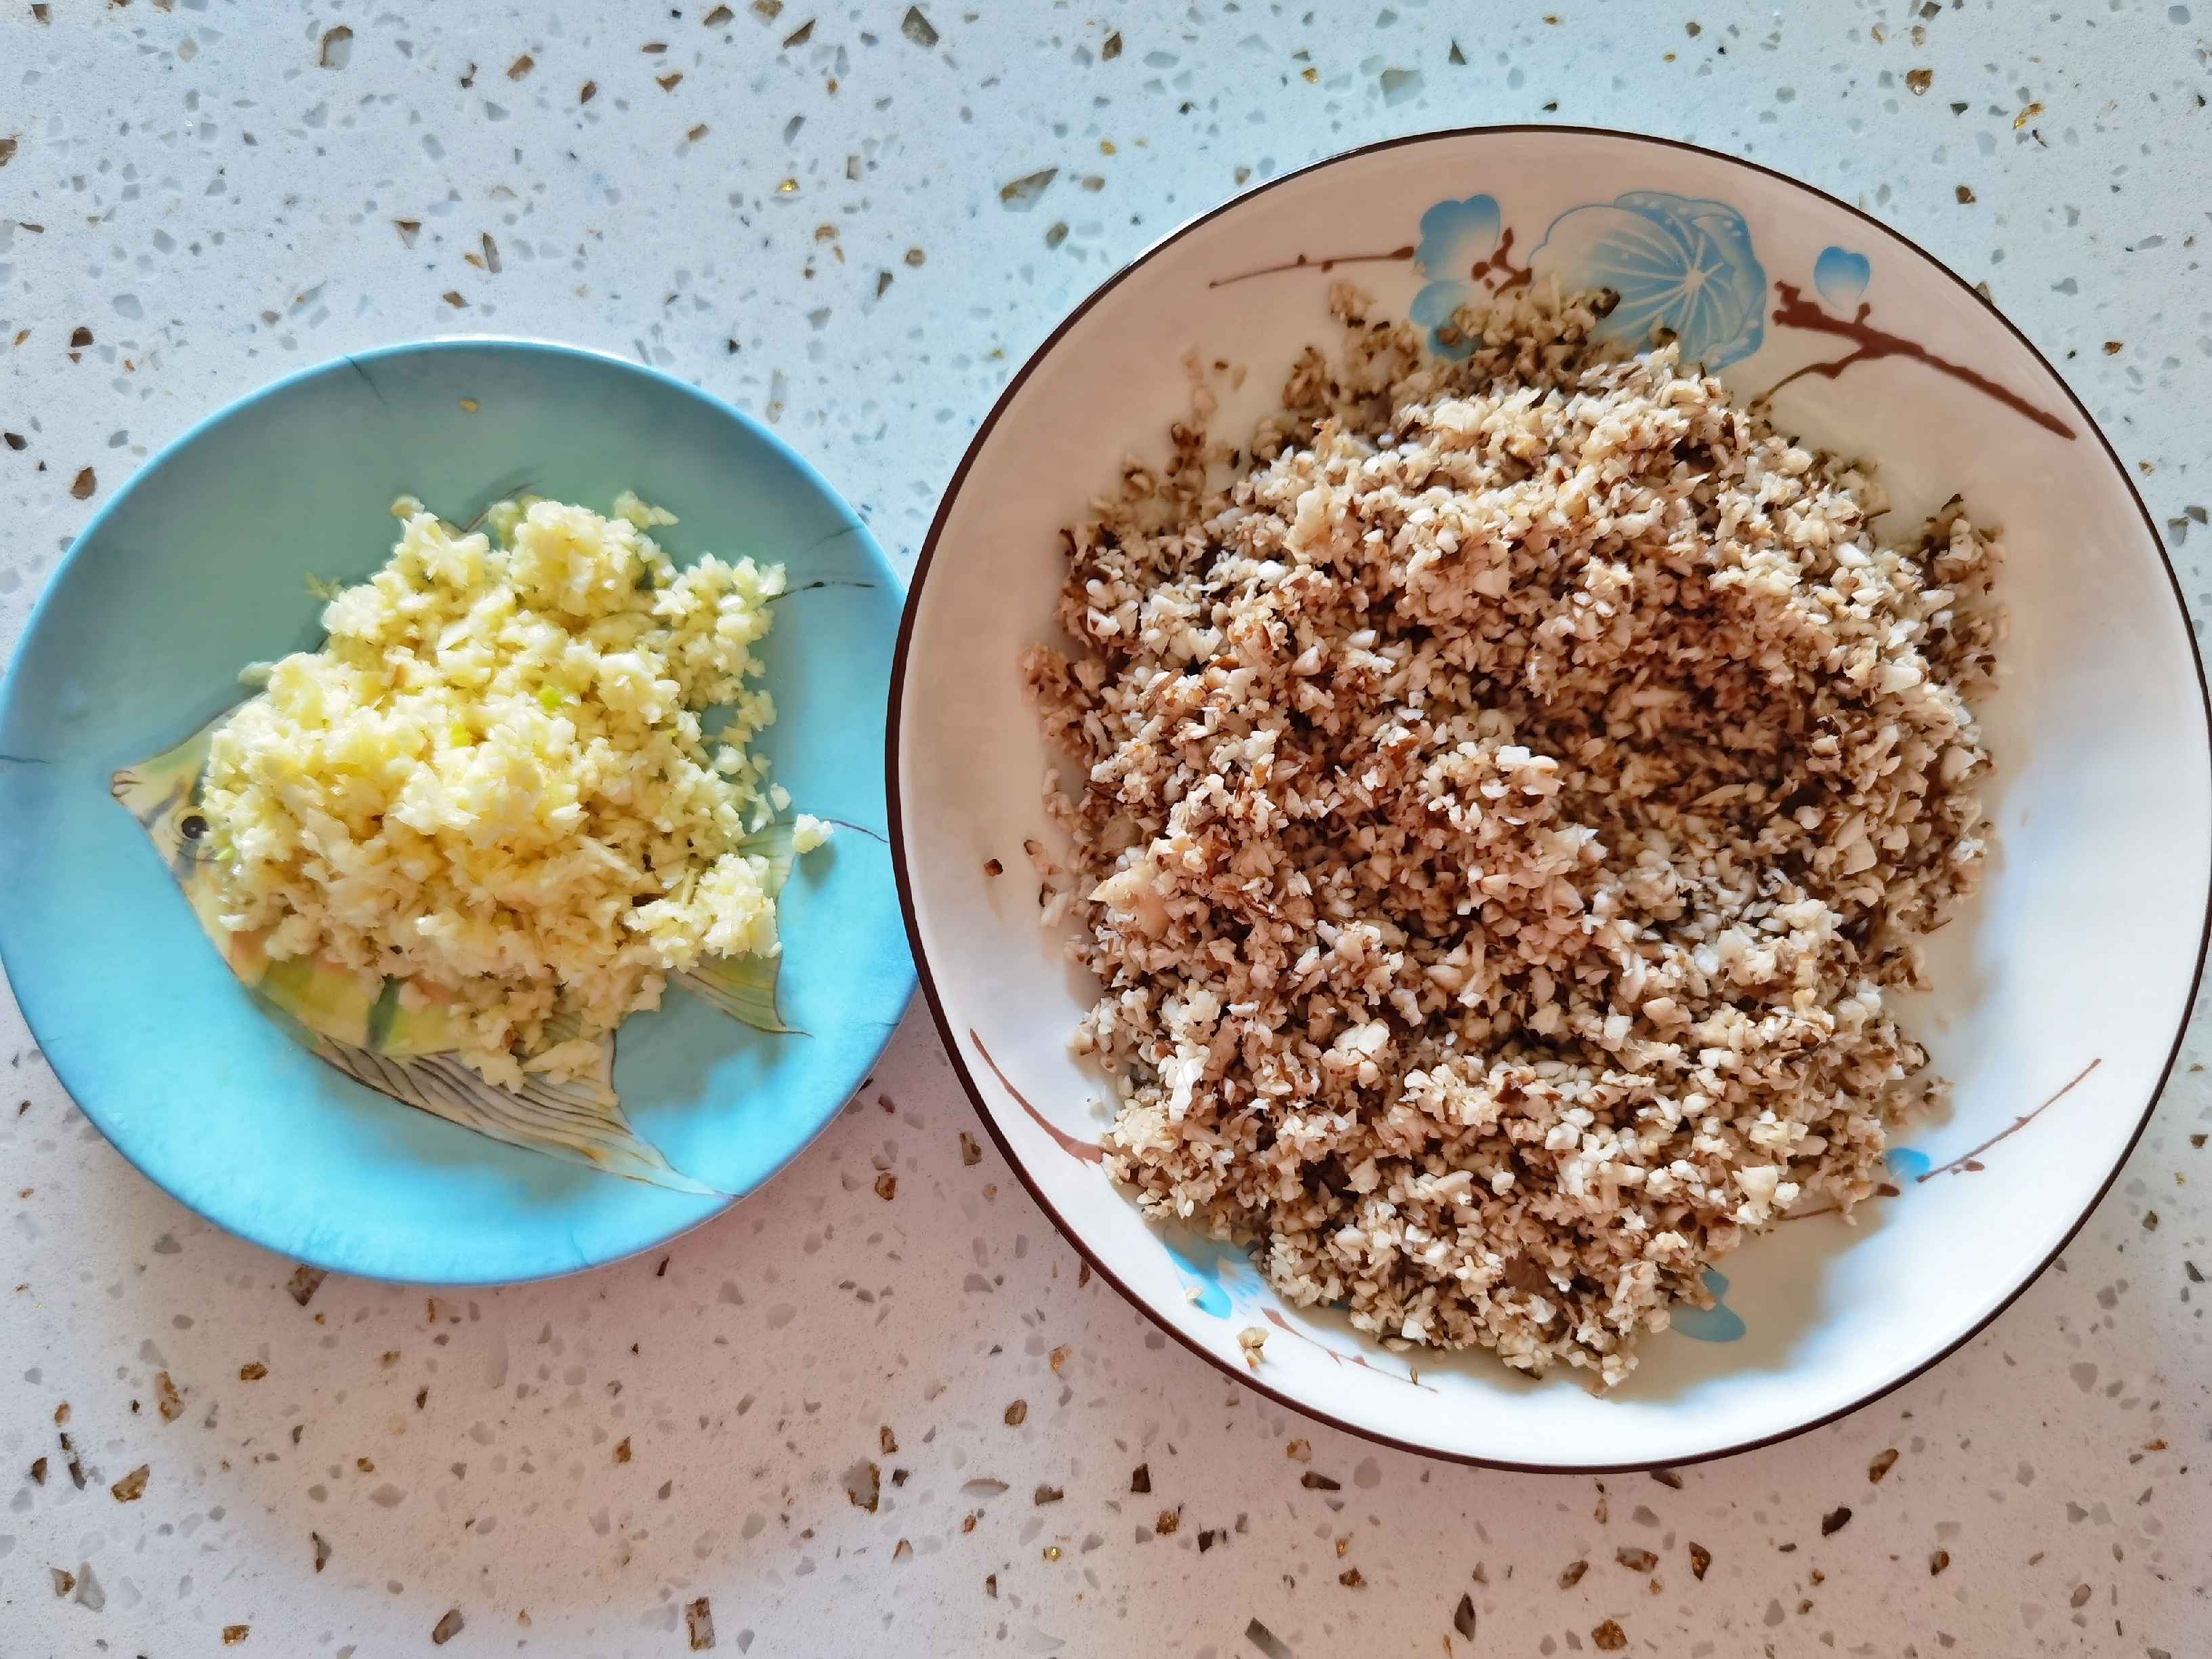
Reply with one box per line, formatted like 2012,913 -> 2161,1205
894,130 -> 2209,1467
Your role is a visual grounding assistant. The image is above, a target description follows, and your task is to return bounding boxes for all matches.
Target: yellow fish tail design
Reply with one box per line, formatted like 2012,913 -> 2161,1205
309,1036 -> 716,1194
673,819 -> 806,1034
677,952 -> 801,1035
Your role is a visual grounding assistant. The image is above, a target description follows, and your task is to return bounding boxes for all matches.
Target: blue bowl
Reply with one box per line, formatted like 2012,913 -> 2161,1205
0,339 -> 913,1283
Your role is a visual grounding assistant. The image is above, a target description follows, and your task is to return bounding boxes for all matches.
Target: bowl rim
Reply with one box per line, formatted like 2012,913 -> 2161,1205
0,333 -> 912,1286
885,124 -> 2212,1471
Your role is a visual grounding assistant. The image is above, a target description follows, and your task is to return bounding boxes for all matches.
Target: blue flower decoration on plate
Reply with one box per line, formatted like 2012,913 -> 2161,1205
1884,1145 -> 1931,1181
1670,1268 -> 1747,1343
1813,245 -> 1872,310
1163,1230 -> 1261,1319
1530,190 -> 1770,369
1411,194 -> 1503,359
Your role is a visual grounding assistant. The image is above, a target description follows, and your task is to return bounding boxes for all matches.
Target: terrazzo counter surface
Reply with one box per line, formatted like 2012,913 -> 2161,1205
5,2 -> 2210,1654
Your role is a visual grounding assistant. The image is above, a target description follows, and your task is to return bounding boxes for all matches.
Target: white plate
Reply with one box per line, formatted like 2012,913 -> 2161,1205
889,129 -> 2211,1468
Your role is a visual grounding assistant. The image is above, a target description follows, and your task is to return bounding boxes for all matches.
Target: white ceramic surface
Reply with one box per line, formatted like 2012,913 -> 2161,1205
891,128 -> 2212,1469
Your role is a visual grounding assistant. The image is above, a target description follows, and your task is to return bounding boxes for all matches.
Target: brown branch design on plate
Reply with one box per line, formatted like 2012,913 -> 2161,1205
1260,1309 -> 1436,1391
1784,1057 -> 2104,1222
1467,224 -> 1533,293
1207,244 -> 1416,291
968,1030 -> 1437,1389
1204,219 -> 1524,297
969,1028 -> 1104,1164
1757,282 -> 2076,441
1916,1057 -> 2102,1181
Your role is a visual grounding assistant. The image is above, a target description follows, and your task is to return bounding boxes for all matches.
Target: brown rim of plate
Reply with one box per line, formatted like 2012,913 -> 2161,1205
883,124 -> 2212,1473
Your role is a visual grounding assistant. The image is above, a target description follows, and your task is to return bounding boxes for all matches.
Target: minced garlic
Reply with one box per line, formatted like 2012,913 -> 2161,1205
202,493 -> 819,1084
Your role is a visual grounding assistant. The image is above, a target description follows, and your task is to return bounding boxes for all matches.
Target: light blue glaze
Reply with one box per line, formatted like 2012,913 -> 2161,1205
0,339 -> 913,1284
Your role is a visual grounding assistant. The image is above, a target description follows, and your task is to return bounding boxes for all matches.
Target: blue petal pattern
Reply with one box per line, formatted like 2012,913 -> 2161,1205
1530,190 -> 1770,369
1671,1268 -> 1747,1343
1814,245 -> 1873,310
1163,1232 -> 1259,1318
1410,280 -> 1481,360
1415,194 -> 1502,277
1411,193 -> 1502,359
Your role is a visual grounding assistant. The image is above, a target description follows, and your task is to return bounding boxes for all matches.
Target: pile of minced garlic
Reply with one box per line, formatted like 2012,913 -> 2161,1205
203,492 -> 826,1089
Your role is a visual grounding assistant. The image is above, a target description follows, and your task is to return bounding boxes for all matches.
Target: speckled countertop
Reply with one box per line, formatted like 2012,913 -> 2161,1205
4,2 -> 2210,1654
